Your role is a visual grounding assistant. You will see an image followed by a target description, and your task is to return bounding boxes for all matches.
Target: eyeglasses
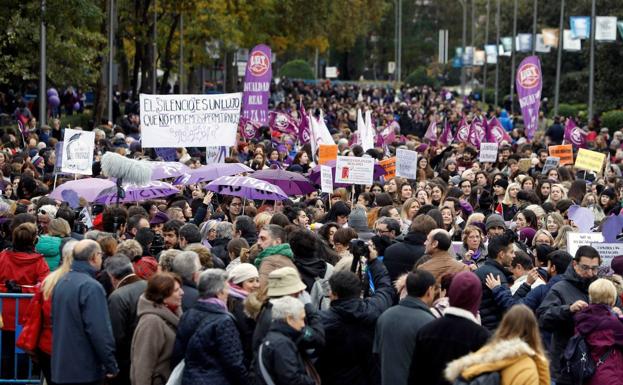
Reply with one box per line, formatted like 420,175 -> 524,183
375,229 -> 391,235
230,202 -> 242,207
578,264 -> 599,273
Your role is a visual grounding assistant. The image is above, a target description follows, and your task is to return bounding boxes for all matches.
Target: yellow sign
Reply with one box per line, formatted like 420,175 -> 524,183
574,148 -> 606,173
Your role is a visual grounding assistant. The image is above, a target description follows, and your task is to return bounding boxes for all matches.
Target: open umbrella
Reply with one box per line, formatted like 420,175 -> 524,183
205,176 -> 288,201
173,163 -> 253,185
150,162 -> 191,180
251,169 -> 315,195
94,180 -> 179,204
49,178 -> 116,204
308,160 -> 386,187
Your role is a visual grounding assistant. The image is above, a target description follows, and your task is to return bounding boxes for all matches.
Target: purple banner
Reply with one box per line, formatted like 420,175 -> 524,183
456,117 -> 470,143
241,44 -> 272,125
269,111 -> 298,135
515,56 -> 542,140
298,101 -> 311,144
564,118 -> 586,147
439,119 -> 454,146
238,116 -> 262,140
467,118 -> 485,148
485,117 -> 513,144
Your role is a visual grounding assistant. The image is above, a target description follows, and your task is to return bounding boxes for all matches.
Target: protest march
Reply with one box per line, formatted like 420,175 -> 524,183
2,32 -> 623,385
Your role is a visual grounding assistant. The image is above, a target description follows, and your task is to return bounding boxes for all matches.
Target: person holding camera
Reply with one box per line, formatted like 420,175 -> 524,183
316,239 -> 395,385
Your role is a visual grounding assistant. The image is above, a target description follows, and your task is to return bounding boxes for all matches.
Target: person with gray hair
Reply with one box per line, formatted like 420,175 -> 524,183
172,251 -> 201,311
257,296 -> 317,385
210,221 -> 235,264
116,239 -> 143,262
107,254 -> 148,385
51,239 -> 119,383
171,268 -> 250,384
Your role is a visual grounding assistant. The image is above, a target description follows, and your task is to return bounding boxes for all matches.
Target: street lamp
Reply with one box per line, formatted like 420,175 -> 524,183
458,0 -> 466,96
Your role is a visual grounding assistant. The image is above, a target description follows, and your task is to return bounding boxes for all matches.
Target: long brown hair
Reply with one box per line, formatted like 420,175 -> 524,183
492,305 -> 545,357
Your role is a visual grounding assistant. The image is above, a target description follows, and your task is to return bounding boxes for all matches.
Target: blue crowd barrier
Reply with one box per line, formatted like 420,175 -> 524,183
0,293 -> 39,384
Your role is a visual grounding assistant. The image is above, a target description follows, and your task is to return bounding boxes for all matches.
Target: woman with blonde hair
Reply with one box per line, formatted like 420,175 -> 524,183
553,225 -> 574,252
401,197 -> 420,227
254,212 -> 273,233
445,305 -> 550,385
532,229 -> 555,248
545,212 -> 565,238
457,225 -> 487,269
500,182 -> 520,221
546,183 -> 567,205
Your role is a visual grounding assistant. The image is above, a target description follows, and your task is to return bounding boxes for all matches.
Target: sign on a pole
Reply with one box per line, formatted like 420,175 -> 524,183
388,61 -> 396,74
396,149 -> 418,179
61,129 -> 95,175
334,156 -> 374,185
320,165 -> 333,194
568,232 -> 604,257
479,143 -> 498,163
325,67 -> 338,79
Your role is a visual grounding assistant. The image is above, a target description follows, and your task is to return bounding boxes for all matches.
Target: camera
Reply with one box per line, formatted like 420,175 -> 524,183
350,239 -> 370,260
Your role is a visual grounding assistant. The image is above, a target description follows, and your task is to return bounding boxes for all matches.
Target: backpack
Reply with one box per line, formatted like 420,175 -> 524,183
453,371 -> 500,385
561,333 -> 612,382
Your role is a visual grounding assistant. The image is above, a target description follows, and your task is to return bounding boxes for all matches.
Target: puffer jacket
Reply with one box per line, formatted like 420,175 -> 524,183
574,304 -> 623,385
445,338 -> 550,385
35,235 -> 62,270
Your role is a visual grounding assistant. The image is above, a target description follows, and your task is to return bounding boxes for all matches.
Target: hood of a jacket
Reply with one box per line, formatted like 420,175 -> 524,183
136,294 -> 181,325
404,231 -> 427,246
1,249 -> 45,265
294,256 -> 327,280
330,298 -> 370,324
445,338 -> 548,385
562,264 -> 593,292
35,235 -> 62,257
574,303 -> 616,335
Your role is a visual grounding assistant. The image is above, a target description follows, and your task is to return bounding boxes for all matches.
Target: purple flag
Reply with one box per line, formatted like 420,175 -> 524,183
298,101 -> 311,144
375,121 -> 398,147
564,118 -> 587,147
456,117 -> 470,142
467,118 -> 485,148
241,44 -> 272,125
515,56 -> 542,140
424,118 -> 438,144
269,111 -> 298,135
238,116 -> 262,140
486,117 -> 513,144
439,119 -> 454,146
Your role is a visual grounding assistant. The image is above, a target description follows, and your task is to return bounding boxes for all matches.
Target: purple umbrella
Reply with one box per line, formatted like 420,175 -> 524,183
150,162 -> 191,180
174,163 -> 253,185
49,178 -> 116,203
94,180 -> 179,204
308,160 -> 386,187
251,169 -> 315,195
205,176 -> 288,201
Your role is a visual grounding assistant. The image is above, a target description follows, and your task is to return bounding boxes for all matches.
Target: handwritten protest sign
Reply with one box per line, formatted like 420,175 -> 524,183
396,149 -> 418,179
320,165 -> 333,193
61,129 -> 95,175
575,148 -> 606,173
479,143 -> 498,163
335,156 -> 375,185
542,156 -> 560,175
318,144 -> 338,165
379,157 -> 396,180
549,144 -> 573,165
140,93 -> 242,148
590,243 -> 623,266
567,232 -> 604,257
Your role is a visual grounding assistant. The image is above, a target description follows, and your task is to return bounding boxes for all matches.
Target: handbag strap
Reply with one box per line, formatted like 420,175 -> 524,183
258,344 -> 277,385
596,347 -> 614,367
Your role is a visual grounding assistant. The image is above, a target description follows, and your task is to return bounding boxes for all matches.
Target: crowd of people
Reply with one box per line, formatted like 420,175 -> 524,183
0,80 -> 623,385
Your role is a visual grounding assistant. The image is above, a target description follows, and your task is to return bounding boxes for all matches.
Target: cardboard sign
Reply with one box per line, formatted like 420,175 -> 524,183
575,148 -> 606,173
379,157 -> 396,180
542,156 -> 560,175
335,156 -> 375,185
318,144 -> 338,165
479,143 -> 499,163
568,232 -> 604,257
518,159 -> 532,172
590,242 -> 623,266
396,149 -> 418,179
320,165 -> 333,194
61,129 -> 95,175
549,145 -> 573,165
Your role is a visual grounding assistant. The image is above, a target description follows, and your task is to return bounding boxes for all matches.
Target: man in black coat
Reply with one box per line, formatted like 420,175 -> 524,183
316,248 -> 395,385
383,215 -> 437,282
409,271 -> 490,385
374,270 -> 436,385
474,232 -> 531,331
537,246 -> 601,385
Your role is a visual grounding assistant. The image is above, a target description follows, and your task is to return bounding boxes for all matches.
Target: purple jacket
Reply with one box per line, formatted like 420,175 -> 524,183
574,304 -> 623,385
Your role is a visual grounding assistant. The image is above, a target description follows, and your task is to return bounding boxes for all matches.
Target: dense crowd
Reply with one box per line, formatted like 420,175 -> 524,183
0,81 -> 623,385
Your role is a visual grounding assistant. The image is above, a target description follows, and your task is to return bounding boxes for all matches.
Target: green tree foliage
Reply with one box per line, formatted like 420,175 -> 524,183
601,110 -> 623,132
279,60 -> 315,79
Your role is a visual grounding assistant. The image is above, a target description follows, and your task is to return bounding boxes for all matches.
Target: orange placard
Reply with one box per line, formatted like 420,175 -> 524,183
549,145 -> 573,165
318,144 -> 338,165
379,157 -> 396,179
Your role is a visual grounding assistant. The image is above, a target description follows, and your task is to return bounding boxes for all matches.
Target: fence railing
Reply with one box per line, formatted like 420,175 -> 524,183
0,293 -> 39,384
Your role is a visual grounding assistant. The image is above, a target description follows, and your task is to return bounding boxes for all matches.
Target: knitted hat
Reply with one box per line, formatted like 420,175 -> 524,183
485,214 -> 506,231
348,207 -> 370,232
601,188 -> 617,200
449,175 -> 462,186
133,256 -> 158,280
38,204 -> 58,220
149,211 -> 169,225
228,263 -> 259,285
611,256 -> 623,276
458,200 -> 473,216
448,271 -> 482,317
518,227 -> 536,246
493,179 -> 509,190
266,267 -> 306,297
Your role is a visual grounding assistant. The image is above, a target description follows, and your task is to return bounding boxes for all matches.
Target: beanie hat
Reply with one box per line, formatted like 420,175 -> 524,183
458,200 -> 473,216
149,211 -> 169,225
485,214 -> 506,231
493,179 -> 509,190
38,204 -> 58,220
601,188 -> 617,200
348,207 -> 370,232
448,271 -> 482,317
518,227 -> 536,246
449,175 -> 462,186
266,267 -> 306,297
228,263 -> 259,285
611,256 -> 623,276
133,256 -> 158,280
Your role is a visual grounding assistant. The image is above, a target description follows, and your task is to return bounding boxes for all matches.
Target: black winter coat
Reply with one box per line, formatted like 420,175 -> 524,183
316,258 -> 395,385
211,237 -> 231,265
172,301 -> 250,385
180,278 -> 199,312
474,259 -> 531,331
537,266 -> 592,385
382,232 -> 426,283
256,321 -> 317,385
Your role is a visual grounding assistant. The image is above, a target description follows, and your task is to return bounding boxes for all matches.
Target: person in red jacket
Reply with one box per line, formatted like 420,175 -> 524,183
0,222 -> 50,378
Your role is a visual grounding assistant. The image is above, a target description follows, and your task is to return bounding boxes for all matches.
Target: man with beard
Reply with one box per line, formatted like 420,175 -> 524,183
537,246 -> 601,385
161,220 -> 184,251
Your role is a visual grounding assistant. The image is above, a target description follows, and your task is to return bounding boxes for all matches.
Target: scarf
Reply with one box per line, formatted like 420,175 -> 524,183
200,297 -> 228,310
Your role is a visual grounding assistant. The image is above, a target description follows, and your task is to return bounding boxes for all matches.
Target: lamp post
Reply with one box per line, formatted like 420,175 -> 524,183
108,0 -> 114,124
39,0 -> 46,125
553,0 -> 565,116
588,0 -> 596,121
483,0 -> 490,104
459,0 -> 467,96
509,0 -> 517,114
494,0 -> 500,106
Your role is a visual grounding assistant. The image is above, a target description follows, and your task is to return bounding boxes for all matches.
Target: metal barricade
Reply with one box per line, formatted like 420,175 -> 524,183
0,293 -> 39,384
